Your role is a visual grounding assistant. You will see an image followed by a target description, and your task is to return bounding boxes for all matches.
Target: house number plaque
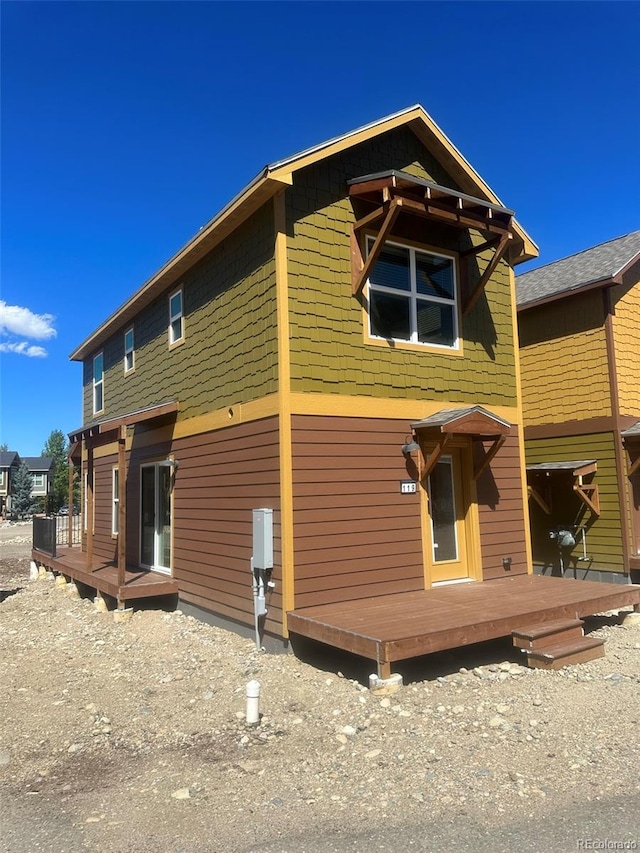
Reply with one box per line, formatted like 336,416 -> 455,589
400,480 -> 417,494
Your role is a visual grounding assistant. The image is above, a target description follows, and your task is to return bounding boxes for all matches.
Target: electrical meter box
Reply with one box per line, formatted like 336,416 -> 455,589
252,508 -> 273,570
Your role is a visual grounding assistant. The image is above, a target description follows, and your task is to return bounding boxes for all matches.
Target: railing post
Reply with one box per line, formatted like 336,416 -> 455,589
67,456 -> 74,548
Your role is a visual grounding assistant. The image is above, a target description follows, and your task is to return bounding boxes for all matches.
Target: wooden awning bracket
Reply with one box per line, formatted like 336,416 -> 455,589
462,232 -> 512,316
473,434 -> 506,480
527,484 -> 552,515
420,435 -> 450,482
351,198 -> 402,296
573,480 -> 600,516
626,452 -> 640,478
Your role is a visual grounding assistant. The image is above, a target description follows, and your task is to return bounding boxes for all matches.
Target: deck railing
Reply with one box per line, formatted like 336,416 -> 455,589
55,514 -> 82,546
33,517 -> 56,557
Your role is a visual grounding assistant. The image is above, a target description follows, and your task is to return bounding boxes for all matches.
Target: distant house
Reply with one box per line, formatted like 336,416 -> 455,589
516,231 -> 640,584
23,457 -> 55,507
0,451 -> 21,517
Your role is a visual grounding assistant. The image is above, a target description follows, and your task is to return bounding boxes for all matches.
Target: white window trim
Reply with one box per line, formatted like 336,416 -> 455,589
366,237 -> 459,350
112,467 -> 119,536
168,288 -> 184,347
93,352 -> 104,415
124,327 -> 135,374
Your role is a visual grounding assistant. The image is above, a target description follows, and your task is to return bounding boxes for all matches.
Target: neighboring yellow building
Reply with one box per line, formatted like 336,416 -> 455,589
516,231 -> 640,583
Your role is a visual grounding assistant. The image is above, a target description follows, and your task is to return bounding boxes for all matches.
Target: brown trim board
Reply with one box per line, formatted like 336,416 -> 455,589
525,415 -> 639,441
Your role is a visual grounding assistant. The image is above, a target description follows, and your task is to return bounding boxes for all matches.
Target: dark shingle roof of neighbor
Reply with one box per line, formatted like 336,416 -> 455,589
0,451 -> 19,468
23,456 -> 54,471
622,421 -> 640,439
516,230 -> 640,309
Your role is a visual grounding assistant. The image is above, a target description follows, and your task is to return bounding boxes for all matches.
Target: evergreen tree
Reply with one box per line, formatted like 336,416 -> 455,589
42,429 -> 69,511
12,462 -> 34,519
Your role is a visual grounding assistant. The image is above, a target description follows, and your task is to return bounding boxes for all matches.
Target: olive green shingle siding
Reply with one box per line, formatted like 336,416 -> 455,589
82,204 -> 278,425
286,126 -> 518,405
525,432 -> 624,575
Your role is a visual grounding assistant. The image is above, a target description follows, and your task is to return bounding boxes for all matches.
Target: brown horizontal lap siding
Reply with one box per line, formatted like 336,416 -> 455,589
291,414 -> 424,609
85,454 -> 118,565
475,431 -> 528,580
123,416 -> 282,636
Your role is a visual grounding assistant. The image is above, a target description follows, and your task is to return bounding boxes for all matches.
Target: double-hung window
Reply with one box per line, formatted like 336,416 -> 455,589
169,289 -> 184,346
124,327 -> 134,373
367,238 -> 458,349
93,352 -> 104,414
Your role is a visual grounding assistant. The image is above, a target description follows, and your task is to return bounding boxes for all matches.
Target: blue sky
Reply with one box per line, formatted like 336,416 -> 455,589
1,1 -> 639,456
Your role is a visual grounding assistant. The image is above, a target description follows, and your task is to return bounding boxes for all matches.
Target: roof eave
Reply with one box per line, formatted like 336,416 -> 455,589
516,275 -> 618,312
70,169 -> 290,361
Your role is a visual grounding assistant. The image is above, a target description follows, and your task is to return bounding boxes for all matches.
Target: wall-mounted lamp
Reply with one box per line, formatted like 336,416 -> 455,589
401,438 -> 420,455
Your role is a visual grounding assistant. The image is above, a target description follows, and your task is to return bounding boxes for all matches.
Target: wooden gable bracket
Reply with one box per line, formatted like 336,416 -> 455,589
351,198 -> 402,296
462,232 -> 513,317
527,484 -> 552,515
472,434 -> 507,480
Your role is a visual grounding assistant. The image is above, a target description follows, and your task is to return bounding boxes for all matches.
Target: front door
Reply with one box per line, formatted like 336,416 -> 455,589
426,451 -> 469,583
140,463 -> 172,574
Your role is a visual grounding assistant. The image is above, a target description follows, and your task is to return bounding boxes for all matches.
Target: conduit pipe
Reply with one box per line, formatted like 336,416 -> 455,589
246,680 -> 260,725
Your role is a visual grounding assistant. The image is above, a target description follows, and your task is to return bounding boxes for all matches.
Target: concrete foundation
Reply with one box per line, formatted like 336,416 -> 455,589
368,672 -> 403,695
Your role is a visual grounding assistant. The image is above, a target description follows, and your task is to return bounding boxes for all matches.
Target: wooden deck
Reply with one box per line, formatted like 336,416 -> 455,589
31,547 -> 179,604
287,574 -> 640,678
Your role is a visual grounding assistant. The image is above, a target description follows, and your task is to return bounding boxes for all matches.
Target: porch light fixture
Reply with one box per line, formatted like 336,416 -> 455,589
401,438 -> 420,455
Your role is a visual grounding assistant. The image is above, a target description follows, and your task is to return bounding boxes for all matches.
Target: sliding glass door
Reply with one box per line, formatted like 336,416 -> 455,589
141,463 -> 172,574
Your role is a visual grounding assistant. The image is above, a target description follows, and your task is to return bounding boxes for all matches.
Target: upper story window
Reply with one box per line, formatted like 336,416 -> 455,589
93,352 -> 104,414
124,327 -> 135,373
366,238 -> 458,349
0,470 -> 5,488
169,289 -> 184,346
32,473 -> 45,489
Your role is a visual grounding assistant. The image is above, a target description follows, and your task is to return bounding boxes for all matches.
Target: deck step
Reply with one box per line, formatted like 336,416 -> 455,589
522,636 -> 606,670
512,618 -> 584,650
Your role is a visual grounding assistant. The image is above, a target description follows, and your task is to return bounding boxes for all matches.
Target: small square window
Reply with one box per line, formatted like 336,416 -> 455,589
169,289 -> 184,346
124,327 -> 135,373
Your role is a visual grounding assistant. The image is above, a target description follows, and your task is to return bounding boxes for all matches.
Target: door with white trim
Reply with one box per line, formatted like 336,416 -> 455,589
140,463 -> 172,574
426,451 -> 469,583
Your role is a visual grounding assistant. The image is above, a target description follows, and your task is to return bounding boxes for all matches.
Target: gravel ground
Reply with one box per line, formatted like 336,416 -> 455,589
1,525 -> 639,852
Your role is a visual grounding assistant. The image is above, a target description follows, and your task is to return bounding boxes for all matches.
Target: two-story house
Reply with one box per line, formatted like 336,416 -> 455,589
516,232 -> 640,585
33,107 -> 640,677
0,451 -> 20,517
23,457 -> 55,510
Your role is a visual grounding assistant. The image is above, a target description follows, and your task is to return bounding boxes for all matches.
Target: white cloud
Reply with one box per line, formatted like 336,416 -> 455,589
0,301 -> 56,357
0,301 -> 56,340
0,341 -> 48,358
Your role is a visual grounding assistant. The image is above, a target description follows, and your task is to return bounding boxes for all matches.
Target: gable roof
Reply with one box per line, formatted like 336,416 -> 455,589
0,451 -> 19,469
516,230 -> 640,310
70,105 -> 538,362
23,456 -> 54,472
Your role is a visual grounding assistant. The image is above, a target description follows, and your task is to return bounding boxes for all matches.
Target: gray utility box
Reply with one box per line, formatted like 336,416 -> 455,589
252,508 -> 273,570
